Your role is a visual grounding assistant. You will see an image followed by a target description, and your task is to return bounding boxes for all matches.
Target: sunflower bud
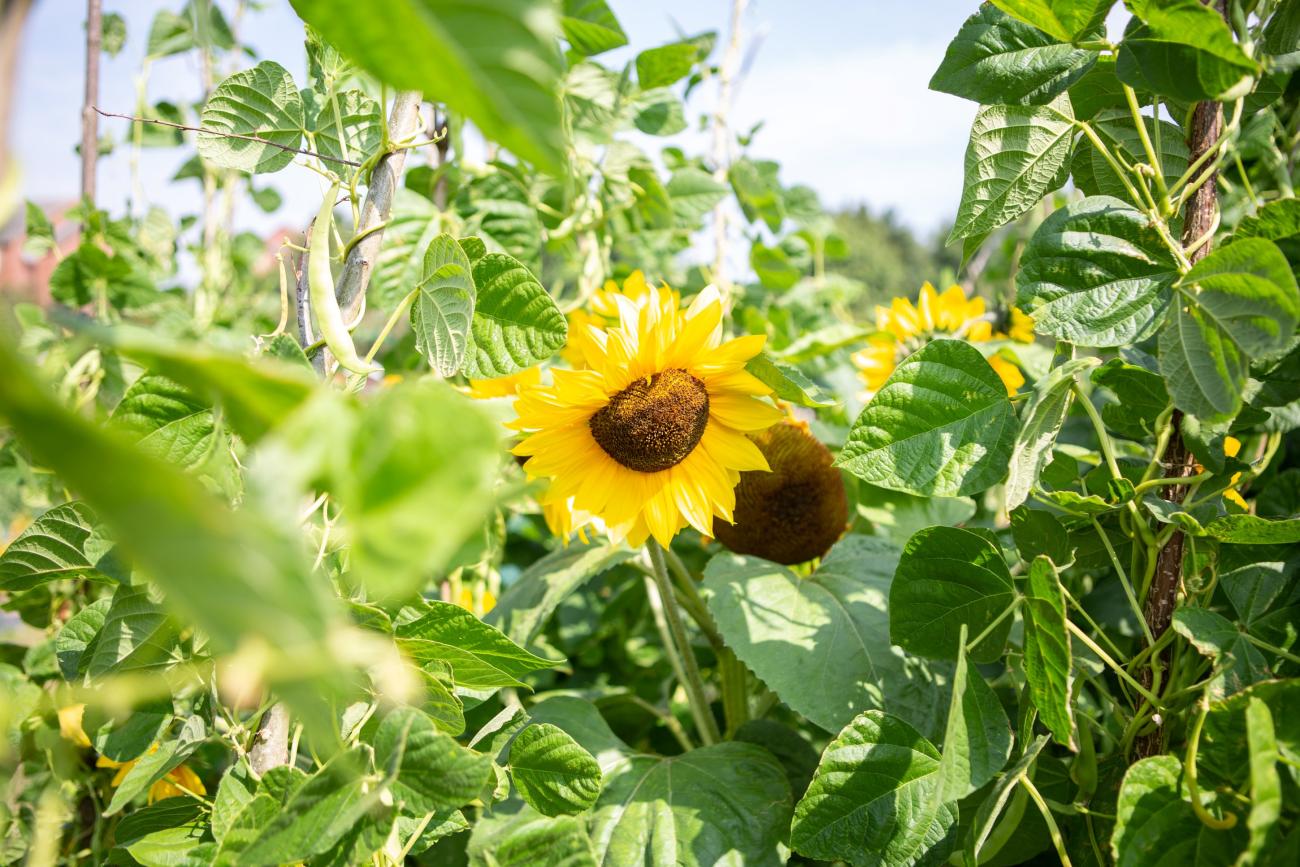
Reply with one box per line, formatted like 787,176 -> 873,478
714,420 -> 848,565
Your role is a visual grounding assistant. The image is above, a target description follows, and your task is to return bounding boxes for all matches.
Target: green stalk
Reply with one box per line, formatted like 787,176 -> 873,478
647,539 -> 721,745
1066,620 -> 1163,707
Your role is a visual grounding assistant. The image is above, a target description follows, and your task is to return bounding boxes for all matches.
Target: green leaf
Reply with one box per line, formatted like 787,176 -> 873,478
1118,0 -> 1257,103
1017,196 -> 1179,347
196,61 -> 305,173
730,158 -> 785,232
211,763 -> 256,843
703,535 -> 953,740
102,327 -> 316,443
1159,238 -> 1300,420
930,5 -> 1098,105
666,168 -> 728,225
1263,0 -> 1300,72
468,803 -> 598,867
371,190 -> 441,308
487,543 -> 634,646
591,742 -> 790,867
240,748 -> 381,864
54,597 -> 110,681
1005,358 -> 1097,508
631,87 -> 686,136
311,89 -> 383,166
744,353 -> 834,408
411,233 -> 475,377
960,735 -> 1050,866
1023,556 -> 1075,748
396,601 -> 555,689
1075,110 -> 1188,200
101,11 -> 127,57
464,253 -> 567,378
1172,608 -> 1273,700
376,707 -> 493,814
146,3 -> 233,57
791,711 -> 957,867
1241,697 -> 1283,866
336,380 -> 501,601
94,702 -> 171,763
112,375 -> 218,470
106,717 -> 206,815
936,625 -> 1012,801
0,502 -> 101,591
857,486 -> 977,547
947,94 -> 1074,243
1235,198 -> 1300,241
890,526 -> 1017,663
289,0 -> 566,174
88,585 -> 179,678
1112,755 -> 1244,866
988,0 -> 1113,42
114,799 -> 204,848
837,340 -> 1017,498
635,33 -> 713,89
561,0 -> 627,56
508,723 -> 602,816
1091,357 -> 1170,440
1204,514 -> 1300,544
22,201 -> 56,258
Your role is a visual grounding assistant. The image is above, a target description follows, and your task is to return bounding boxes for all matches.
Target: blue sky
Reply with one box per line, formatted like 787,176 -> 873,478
13,0 -> 983,238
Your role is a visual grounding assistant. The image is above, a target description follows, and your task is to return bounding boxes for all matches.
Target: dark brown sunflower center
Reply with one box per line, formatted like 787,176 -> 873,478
589,368 -> 709,473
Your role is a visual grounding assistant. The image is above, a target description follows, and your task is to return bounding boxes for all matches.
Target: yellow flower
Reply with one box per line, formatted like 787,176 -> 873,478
454,585 -> 497,614
59,704 -> 93,749
97,744 -> 207,804
466,366 -> 542,399
852,282 -> 1031,397
561,271 -> 678,368
512,283 -> 782,547
1223,436 -> 1247,510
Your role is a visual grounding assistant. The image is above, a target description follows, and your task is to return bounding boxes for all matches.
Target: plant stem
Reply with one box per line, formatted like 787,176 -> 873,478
1244,633 -> 1300,666
81,0 -> 102,206
363,289 -> 416,365
1066,620 -> 1163,707
1091,518 -> 1156,646
1134,473 -> 1211,495
1185,697 -> 1238,830
1077,120 -> 1147,210
646,539 -> 720,745
1124,84 -> 1169,207
1020,776 -> 1073,867
967,597 -> 1021,652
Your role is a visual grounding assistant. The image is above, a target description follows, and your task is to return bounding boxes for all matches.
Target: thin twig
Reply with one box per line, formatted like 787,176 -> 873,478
91,106 -> 361,167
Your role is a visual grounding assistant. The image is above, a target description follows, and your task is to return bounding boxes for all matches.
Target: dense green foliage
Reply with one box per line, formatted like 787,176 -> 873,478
3,1 -> 1300,865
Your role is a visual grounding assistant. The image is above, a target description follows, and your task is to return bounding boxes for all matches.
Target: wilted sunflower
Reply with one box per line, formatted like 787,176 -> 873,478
714,419 -> 849,565
512,283 -> 782,546
852,282 -> 1032,397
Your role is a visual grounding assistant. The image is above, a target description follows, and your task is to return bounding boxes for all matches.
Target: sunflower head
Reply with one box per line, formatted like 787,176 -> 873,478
713,419 -> 848,565
512,282 -> 782,546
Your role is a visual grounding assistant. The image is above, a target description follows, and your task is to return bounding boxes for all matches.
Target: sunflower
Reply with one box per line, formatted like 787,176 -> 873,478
852,282 -> 1032,396
59,704 -> 206,803
466,366 -> 542,400
561,271 -> 678,368
512,283 -> 782,547
713,419 -> 849,565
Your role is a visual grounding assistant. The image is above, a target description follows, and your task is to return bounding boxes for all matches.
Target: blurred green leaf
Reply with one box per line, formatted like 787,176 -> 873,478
560,0 -> 627,57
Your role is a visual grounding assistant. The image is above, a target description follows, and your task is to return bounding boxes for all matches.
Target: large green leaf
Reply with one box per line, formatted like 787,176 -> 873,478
1118,0 -> 1257,103
1017,196 -> 1179,347
1111,755 -> 1245,866
464,253 -> 567,378
1091,357 -> 1170,440
590,742 -> 790,867
936,625 -> 1012,801
947,94 -> 1074,243
289,0 -> 566,174
1159,238 -> 1300,421
197,61 -> 305,173
396,601 -> 555,689
930,5 -> 1098,105
376,707 -> 492,814
791,711 -> 958,867
560,0 -> 626,56
469,802 -> 598,867
1005,358 -> 1097,508
988,0 -> 1113,42
703,535 -> 952,740
112,375 -> 218,470
87,584 -> 179,678
411,233 -> 475,378
890,526 -> 1017,663
487,543 -> 634,646
1171,608 -> 1272,700
335,380 -> 501,601
0,502 -> 103,591
0,336 -> 338,659
508,723 -> 602,817
1073,110 -> 1187,201
837,340 -> 1016,497
1022,556 -> 1074,748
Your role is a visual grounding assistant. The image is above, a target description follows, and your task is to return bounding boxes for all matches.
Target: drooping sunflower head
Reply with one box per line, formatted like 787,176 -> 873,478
713,419 -> 848,565
852,282 -> 1032,397
512,283 -> 782,547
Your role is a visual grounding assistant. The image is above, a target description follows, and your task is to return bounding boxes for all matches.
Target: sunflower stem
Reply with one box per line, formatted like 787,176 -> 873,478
647,539 -> 721,746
